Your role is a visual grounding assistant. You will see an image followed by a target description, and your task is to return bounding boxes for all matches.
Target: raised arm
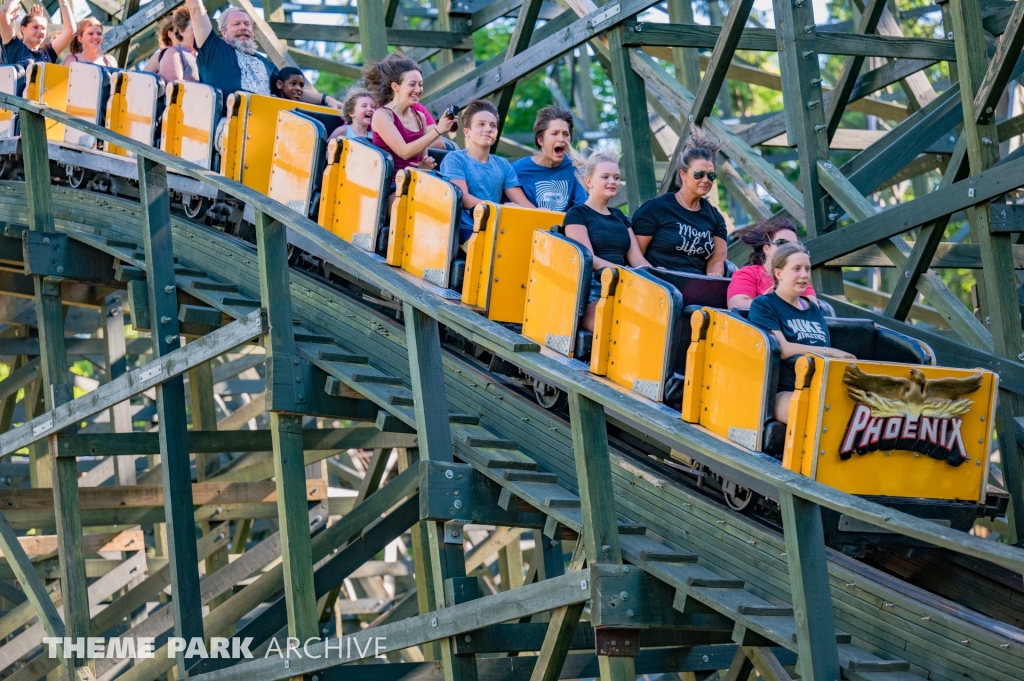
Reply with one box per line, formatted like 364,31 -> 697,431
0,0 -> 19,45
371,108 -> 453,161
47,0 -> 75,56
185,0 -> 213,48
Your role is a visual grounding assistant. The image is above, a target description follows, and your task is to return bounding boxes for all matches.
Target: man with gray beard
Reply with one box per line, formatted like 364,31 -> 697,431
185,0 -> 341,108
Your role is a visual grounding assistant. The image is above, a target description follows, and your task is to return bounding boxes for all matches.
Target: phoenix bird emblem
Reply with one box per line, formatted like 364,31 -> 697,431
843,364 -> 982,418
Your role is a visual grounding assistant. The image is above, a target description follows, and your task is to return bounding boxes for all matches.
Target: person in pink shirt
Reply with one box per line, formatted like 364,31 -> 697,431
727,217 -> 817,310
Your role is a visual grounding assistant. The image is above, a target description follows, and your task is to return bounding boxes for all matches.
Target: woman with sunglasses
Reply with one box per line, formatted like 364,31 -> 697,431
632,129 -> 729,276
727,216 -> 817,310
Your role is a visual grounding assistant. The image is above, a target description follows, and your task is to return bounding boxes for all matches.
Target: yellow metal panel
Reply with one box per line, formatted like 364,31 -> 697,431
461,202 -> 496,309
161,82 -> 218,169
522,230 -> 586,357
799,359 -> 996,502
397,169 -> 458,286
681,309 -> 710,423
485,205 -> 564,324
237,94 -> 338,195
26,64 -> 68,141
107,72 -> 161,157
63,62 -> 105,148
781,356 -> 817,474
386,170 -> 410,267
699,310 -> 772,446
604,269 -> 675,401
317,139 -> 342,229
0,66 -> 21,137
589,267 -> 618,376
320,138 -> 388,250
220,93 -> 247,181
268,110 -> 320,217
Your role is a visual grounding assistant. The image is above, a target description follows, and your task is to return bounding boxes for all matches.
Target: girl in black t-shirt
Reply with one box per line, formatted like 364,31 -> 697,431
563,150 -> 650,330
748,242 -> 855,423
632,129 -> 729,276
0,0 -> 74,67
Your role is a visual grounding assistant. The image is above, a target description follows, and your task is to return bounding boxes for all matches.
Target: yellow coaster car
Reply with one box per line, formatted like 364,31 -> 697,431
317,137 -> 392,254
387,168 -> 463,291
681,307 -> 1006,543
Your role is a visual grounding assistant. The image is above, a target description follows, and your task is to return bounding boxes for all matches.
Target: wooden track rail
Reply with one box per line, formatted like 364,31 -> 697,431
0,1 -> 1024,680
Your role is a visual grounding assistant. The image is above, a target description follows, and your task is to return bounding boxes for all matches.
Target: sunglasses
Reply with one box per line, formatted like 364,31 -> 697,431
686,170 -> 717,182
770,238 -> 791,246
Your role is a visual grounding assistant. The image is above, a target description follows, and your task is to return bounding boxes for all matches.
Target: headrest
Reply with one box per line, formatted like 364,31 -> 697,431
638,267 -> 730,308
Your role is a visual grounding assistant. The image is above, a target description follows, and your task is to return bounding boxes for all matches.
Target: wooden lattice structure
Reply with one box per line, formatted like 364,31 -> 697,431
0,1 -> 1022,681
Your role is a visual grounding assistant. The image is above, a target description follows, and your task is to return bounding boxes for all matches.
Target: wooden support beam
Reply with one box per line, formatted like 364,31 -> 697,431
493,0 -> 543,146
773,0 -> 842,295
21,108 -> 92,680
271,22 -> 471,48
974,0 -> 1024,124
778,492 -> 840,681
950,0 -> 1024,543
102,0 -> 180,51
404,302 -> 478,681
254,210 -> 318,642
661,0 -> 756,194
0,311 -> 265,457
356,0 -> 388,62
103,291 -> 135,486
567,391 -> 634,681
824,0 -> 886,140
528,541 -> 586,681
610,25 -> 657,208
115,0 -> 141,66
138,157 -> 204,676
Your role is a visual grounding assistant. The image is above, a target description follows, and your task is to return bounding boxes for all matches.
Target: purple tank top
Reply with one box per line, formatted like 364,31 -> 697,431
372,104 -> 435,179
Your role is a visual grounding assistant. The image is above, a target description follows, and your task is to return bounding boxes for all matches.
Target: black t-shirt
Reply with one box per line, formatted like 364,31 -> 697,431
2,37 -> 57,67
563,204 -> 632,267
196,34 -> 278,97
748,292 -> 830,392
631,193 -> 728,274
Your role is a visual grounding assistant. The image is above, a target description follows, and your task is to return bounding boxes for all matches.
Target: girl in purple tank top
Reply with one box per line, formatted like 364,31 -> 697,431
364,53 -> 457,184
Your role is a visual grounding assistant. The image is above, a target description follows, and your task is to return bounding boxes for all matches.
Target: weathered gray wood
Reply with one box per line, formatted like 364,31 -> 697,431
974,0 -> 1024,123
356,1 -> 388,61
104,292 -> 135,486
950,0 -> 1024,543
824,0 -> 886,140
0,311 -> 265,457
272,22 -> 470,48
254,210 -> 318,641
404,304 -> 454,464
138,157 -> 204,676
102,0 -> 180,50
21,108 -> 92,681
778,492 -> 840,681
609,25 -> 657,208
773,0 -> 842,295
528,541 -> 586,681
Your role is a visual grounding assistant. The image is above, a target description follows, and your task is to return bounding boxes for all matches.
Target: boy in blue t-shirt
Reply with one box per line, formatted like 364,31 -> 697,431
440,100 -> 534,243
511,106 -> 588,212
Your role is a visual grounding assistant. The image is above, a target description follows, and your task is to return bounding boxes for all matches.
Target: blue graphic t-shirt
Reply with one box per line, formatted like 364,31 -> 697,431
511,156 -> 587,212
630,193 -> 728,274
440,149 -> 521,243
748,291 -> 830,392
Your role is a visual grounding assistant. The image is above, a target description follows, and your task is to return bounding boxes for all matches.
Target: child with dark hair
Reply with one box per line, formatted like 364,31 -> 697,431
511,105 -> 587,212
727,217 -> 817,310
275,66 -> 305,101
632,128 -> 729,276
440,99 -> 534,244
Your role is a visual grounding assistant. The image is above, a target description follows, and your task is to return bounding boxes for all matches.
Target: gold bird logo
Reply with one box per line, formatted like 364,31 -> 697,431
842,364 -> 983,419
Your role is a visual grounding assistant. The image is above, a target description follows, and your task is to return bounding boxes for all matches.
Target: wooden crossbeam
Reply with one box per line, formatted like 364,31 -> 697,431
0,310 -> 265,457
0,529 -> 143,557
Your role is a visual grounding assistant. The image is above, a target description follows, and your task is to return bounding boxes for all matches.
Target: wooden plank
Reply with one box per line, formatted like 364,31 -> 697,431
974,0 -> 1024,123
102,0 -> 179,50
951,0 -> 1024,543
774,0 -> 843,294
660,0 -> 756,194
0,481 -> 327,510
0,529 -> 143,557
824,0 -> 886,140
404,304 -> 454,464
254,210 -> 318,642
115,0 -> 141,66
0,310 -> 265,457
104,292 -> 136,486
21,108 -> 92,681
424,0 -> 662,117
138,157 -> 204,676
356,0 -> 387,62
528,541 -> 586,681
778,492 -> 841,681
270,22 -> 470,49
